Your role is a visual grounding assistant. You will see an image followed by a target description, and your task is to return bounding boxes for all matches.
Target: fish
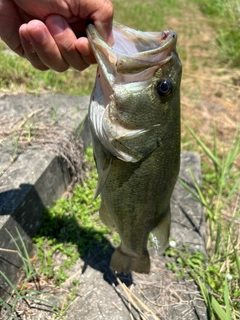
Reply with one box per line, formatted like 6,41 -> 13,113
86,22 -> 182,274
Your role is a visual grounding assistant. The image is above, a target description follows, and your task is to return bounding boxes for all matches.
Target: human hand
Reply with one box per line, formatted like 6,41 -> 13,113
0,0 -> 113,71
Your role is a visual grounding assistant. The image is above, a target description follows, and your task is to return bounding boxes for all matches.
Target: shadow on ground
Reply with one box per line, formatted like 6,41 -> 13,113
0,184 -> 45,298
34,209 -> 133,287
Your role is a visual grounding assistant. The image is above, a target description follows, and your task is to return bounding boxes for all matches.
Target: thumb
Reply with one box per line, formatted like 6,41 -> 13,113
90,1 -> 114,46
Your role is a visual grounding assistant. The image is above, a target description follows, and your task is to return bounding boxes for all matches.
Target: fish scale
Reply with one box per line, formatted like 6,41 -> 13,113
87,22 -> 182,274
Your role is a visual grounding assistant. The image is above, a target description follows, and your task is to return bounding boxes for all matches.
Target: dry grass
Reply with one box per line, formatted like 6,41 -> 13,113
0,107 -> 88,191
173,5 -> 240,156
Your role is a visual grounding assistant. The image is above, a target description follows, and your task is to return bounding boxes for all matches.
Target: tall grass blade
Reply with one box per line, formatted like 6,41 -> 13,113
0,300 -> 18,320
178,173 -> 212,216
5,228 -> 29,276
234,248 -> 240,279
15,227 -> 33,275
225,177 -> 240,203
213,124 -> 220,179
183,122 -> 222,170
197,278 -> 228,320
0,271 -> 20,297
214,222 -> 221,255
223,277 -> 231,320
197,278 -> 214,319
16,290 -> 58,307
178,177 -> 201,202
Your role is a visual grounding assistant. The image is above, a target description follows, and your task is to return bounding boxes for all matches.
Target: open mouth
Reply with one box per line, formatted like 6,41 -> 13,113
111,22 -> 177,56
87,22 -> 177,74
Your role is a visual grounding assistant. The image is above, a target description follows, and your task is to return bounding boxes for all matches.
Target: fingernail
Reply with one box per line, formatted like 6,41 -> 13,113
47,15 -> 67,36
93,21 -> 114,46
27,21 -> 47,43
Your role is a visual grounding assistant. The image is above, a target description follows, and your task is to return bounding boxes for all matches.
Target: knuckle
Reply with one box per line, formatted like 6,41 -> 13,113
30,60 -> 49,71
49,64 -> 69,73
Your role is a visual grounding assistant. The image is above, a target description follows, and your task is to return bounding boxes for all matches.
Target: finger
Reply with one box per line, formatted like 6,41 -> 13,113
0,1 -> 24,56
21,20 -> 69,72
46,15 -> 90,71
75,37 -> 96,65
89,0 -> 114,45
19,24 -> 49,70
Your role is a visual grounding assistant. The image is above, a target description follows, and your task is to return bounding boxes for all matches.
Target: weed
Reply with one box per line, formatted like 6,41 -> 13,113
0,44 -> 96,95
166,126 -> 240,319
197,0 -> 240,67
33,147 -> 119,285
0,228 -> 60,319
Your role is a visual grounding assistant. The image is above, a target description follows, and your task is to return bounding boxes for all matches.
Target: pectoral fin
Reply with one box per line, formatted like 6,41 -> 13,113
94,156 -> 113,199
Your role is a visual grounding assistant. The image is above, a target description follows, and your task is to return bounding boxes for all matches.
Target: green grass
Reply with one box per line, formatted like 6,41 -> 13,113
33,148 -> 119,285
0,228 -> 60,319
166,126 -> 240,319
0,42 -> 96,95
112,0 -> 182,31
197,0 -> 240,67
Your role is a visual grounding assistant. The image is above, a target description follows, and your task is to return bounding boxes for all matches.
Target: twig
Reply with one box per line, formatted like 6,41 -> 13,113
116,277 -> 160,320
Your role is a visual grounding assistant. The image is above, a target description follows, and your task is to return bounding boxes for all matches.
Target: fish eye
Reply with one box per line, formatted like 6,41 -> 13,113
156,79 -> 173,97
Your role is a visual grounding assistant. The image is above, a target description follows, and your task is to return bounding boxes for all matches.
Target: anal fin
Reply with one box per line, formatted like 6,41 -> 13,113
151,207 -> 171,254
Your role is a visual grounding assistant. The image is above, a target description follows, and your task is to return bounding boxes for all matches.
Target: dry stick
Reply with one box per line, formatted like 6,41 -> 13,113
64,269 -> 83,284
112,301 -> 121,311
116,277 -> 160,320
114,279 -> 146,320
128,285 -> 134,320
0,248 -> 19,254
0,108 -> 44,136
137,288 -> 161,309
17,108 -> 44,130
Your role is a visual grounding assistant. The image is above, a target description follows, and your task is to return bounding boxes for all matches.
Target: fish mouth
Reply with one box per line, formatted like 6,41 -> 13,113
87,22 -> 180,163
86,22 -> 177,79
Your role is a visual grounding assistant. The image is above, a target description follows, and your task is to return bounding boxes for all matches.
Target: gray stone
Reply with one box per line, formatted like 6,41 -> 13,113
171,151 -> 206,252
0,93 -> 90,175
0,94 -> 89,299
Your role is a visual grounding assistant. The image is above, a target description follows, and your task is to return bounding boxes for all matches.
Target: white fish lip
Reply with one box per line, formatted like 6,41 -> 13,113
86,22 -> 177,75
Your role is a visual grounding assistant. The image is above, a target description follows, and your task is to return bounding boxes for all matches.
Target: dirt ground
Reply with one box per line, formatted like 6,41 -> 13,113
173,5 -> 239,157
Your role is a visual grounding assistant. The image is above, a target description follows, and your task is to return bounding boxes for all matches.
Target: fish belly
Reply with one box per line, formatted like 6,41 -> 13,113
91,125 -> 179,274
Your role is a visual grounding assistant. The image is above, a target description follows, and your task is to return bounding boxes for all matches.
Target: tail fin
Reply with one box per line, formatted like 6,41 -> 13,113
110,247 -> 150,275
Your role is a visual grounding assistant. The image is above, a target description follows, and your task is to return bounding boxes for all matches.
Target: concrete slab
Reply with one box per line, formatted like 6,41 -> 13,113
171,151 -> 206,252
0,93 -> 89,175
0,94 -> 90,298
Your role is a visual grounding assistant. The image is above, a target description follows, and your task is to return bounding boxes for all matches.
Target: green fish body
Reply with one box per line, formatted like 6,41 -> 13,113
87,22 -> 182,274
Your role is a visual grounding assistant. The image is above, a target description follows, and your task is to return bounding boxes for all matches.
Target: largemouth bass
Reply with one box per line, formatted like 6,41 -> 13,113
86,22 -> 182,274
